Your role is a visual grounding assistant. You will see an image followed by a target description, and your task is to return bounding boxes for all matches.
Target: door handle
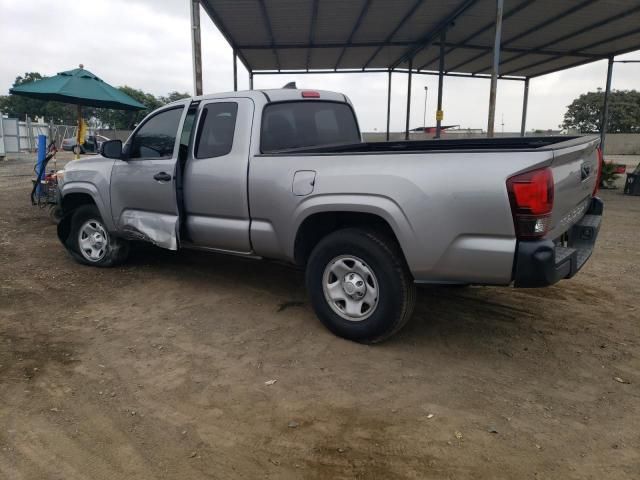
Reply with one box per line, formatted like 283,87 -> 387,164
153,172 -> 172,182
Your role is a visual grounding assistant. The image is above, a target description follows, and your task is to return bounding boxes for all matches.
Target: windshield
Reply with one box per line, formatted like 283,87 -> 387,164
261,101 -> 360,153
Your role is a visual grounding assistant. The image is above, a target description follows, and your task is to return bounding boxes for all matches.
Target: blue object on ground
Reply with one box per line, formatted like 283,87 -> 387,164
35,134 -> 47,196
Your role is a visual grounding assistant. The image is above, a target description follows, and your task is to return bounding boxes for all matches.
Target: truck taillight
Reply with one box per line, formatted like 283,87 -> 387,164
506,167 -> 554,239
594,147 -> 603,195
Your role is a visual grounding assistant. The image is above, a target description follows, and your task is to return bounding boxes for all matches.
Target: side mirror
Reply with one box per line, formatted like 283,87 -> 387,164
101,139 -> 123,159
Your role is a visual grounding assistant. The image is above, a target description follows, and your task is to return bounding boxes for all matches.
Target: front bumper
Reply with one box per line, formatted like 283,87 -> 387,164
513,197 -> 603,288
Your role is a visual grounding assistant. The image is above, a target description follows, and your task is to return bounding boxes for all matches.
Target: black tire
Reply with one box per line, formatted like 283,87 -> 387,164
306,228 -> 416,343
65,205 -> 129,267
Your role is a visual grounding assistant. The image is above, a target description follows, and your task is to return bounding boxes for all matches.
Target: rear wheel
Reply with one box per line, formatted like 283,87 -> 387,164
65,205 -> 129,267
306,228 -> 415,343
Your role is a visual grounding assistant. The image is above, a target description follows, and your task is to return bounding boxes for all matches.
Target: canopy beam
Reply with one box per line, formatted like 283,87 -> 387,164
334,0 -> 372,69
504,25 -> 640,77
417,0 -> 536,71
200,0 -> 251,72
257,0 -> 281,70
306,0 -> 319,70
390,0 -> 478,70
453,0 -> 597,75
496,4 -> 640,75
363,0 -> 424,70
251,68 -> 525,81
238,41 -> 601,59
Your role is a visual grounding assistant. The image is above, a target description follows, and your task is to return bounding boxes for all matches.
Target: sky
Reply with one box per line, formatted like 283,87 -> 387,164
1,0 -> 639,133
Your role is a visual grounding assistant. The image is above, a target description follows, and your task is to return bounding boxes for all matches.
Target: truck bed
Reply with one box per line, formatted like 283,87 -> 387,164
250,133 -> 600,284
265,136 -> 582,155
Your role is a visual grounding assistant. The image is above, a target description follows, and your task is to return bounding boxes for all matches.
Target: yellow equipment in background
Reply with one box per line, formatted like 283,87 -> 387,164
74,105 -> 87,159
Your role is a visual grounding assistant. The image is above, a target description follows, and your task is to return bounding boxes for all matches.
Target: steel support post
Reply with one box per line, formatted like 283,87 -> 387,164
520,77 -> 529,137
233,51 -> 238,91
386,70 -> 392,141
249,72 -> 254,90
405,60 -> 413,141
487,0 -> 504,137
435,29 -> 446,138
190,0 -> 203,96
600,56 -> 614,153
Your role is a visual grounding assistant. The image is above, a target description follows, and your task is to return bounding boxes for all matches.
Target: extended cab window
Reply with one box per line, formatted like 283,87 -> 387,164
195,102 -> 238,158
128,107 -> 184,159
261,101 -> 360,153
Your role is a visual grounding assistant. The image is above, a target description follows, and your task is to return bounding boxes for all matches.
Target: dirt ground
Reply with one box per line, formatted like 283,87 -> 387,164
1,154 -> 639,480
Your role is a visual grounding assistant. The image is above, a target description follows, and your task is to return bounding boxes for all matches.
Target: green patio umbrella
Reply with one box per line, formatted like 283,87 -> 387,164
10,64 -> 146,156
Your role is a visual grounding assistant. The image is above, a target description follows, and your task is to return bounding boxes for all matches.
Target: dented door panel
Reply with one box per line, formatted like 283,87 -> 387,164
119,209 -> 178,250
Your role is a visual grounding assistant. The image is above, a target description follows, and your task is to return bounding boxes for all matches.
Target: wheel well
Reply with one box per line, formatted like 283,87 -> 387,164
57,193 -> 97,244
294,211 -> 402,266
61,192 -> 96,214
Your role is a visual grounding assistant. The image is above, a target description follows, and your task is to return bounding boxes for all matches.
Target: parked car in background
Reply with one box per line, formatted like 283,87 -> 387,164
55,89 -> 603,343
61,134 -> 109,154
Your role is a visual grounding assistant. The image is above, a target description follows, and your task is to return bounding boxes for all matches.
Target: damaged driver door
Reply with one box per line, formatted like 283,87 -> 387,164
110,104 -> 187,250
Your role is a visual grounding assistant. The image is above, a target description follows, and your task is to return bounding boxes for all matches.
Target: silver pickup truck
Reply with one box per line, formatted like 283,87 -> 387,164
56,88 -> 603,343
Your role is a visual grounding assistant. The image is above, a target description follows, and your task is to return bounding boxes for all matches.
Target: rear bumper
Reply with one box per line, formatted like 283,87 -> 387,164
513,197 -> 603,288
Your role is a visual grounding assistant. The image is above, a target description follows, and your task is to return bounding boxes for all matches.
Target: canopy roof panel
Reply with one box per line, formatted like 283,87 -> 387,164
202,0 -> 640,78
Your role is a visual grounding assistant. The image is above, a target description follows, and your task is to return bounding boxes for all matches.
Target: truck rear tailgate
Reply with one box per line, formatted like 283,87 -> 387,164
547,136 -> 600,240
513,135 -> 603,288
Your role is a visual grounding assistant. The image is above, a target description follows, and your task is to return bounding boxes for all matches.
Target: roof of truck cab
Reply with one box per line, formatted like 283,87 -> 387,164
186,89 -> 349,104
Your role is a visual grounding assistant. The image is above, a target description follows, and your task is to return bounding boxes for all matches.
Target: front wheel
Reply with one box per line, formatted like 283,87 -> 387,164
65,205 -> 129,267
306,228 -> 416,343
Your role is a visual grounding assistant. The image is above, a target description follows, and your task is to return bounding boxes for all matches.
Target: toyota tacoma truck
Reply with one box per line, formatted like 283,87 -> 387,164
56,88 -> 603,343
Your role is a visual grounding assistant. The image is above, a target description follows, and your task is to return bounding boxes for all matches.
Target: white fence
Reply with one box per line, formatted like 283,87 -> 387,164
0,113 -> 78,157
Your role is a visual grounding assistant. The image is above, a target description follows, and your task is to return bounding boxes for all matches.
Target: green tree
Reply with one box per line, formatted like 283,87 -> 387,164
563,89 -> 640,133
43,102 -> 78,124
0,95 -> 10,113
99,86 -> 164,129
160,91 -> 190,104
2,72 -> 47,120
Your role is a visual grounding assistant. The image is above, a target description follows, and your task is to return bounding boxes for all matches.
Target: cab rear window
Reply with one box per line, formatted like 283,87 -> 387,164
261,101 -> 360,153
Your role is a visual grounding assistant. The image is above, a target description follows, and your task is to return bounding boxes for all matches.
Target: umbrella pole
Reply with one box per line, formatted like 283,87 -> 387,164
75,105 -> 82,160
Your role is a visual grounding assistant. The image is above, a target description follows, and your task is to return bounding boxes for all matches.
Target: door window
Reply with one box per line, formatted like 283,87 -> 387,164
128,107 -> 184,159
194,102 -> 238,159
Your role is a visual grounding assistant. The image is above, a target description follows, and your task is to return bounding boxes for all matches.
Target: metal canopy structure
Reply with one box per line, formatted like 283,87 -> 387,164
195,0 -> 640,148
